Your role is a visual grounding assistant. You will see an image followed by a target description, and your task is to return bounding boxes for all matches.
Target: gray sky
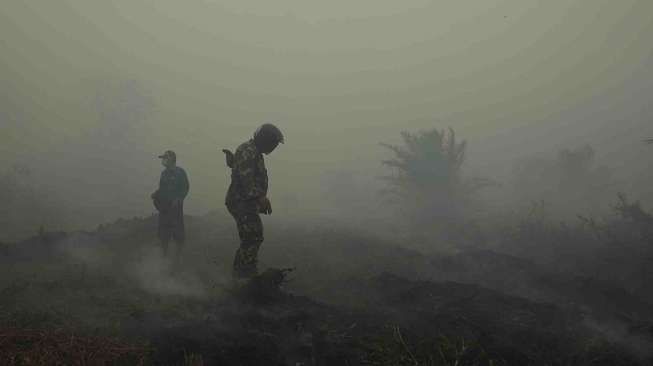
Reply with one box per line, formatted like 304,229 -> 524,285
2,0 -> 652,229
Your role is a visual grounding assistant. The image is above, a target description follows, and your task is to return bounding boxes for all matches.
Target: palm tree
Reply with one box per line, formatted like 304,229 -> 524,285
381,128 -> 493,219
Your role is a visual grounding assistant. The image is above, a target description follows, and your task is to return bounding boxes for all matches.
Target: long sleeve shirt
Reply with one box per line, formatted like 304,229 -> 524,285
158,166 -> 189,202
225,139 -> 268,206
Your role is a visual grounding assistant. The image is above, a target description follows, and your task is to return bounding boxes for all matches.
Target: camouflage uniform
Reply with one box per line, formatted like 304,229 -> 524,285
156,166 -> 190,247
226,139 -> 268,278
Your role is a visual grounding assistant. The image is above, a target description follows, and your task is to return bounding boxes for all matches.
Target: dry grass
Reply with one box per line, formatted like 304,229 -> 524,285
0,328 -> 150,366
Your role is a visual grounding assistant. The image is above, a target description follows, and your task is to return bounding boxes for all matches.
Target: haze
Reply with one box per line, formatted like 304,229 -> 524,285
2,0 -> 652,238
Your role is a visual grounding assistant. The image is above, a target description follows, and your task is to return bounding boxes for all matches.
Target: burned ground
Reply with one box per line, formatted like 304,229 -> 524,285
1,207 -> 652,365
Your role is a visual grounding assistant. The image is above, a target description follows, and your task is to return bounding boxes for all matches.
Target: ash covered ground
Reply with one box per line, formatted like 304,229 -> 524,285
1,200 -> 652,365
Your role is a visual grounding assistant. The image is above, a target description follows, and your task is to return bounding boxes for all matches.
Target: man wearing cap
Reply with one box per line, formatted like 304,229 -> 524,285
224,123 -> 284,279
151,150 -> 189,263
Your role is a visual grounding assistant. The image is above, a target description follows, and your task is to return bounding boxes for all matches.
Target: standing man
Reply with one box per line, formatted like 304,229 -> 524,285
224,123 -> 284,280
151,150 -> 189,264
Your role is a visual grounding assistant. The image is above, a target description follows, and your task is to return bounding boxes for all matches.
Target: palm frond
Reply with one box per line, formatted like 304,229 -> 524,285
380,142 -> 414,163
452,140 -> 467,169
377,175 -> 408,187
381,159 -> 409,171
378,187 -> 409,199
447,127 -> 456,159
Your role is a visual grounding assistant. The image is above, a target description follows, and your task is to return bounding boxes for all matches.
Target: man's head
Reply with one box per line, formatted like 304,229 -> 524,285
158,150 -> 177,168
253,123 -> 284,155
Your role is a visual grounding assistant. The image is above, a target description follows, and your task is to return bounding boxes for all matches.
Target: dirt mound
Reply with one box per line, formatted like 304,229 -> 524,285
234,268 -> 296,304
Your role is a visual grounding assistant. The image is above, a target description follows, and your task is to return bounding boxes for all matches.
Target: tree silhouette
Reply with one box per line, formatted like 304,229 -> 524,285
512,144 -> 615,216
381,128 -> 493,220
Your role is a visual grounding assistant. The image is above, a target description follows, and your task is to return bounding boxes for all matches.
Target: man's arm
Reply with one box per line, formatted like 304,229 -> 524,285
168,169 -> 189,209
151,173 -> 163,199
178,168 -> 190,200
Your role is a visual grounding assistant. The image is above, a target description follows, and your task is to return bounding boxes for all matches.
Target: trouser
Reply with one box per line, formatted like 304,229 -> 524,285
227,203 -> 264,279
158,202 -> 185,256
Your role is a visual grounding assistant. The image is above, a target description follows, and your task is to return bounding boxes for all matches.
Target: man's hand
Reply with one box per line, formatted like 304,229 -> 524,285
258,196 -> 272,215
222,149 -> 235,168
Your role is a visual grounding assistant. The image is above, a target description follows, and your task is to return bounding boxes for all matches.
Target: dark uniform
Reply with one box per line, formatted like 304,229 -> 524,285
226,139 -> 268,278
156,166 -> 189,247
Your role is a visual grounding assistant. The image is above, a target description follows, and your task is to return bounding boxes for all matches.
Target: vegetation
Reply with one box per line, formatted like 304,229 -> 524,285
510,144 -> 614,216
0,164 -> 63,241
361,326 -> 500,366
381,128 -> 494,221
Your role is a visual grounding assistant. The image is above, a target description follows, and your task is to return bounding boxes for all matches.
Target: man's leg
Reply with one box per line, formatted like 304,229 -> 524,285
171,204 -> 185,267
231,210 -> 264,279
172,226 -> 186,266
158,214 -> 172,257
233,240 -> 262,278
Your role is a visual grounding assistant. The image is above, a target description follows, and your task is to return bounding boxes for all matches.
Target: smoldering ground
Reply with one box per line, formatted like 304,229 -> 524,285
2,204 -> 653,364
59,235 -> 208,298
